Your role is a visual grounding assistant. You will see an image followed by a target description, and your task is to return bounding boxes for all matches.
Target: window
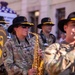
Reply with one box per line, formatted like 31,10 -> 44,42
56,8 -> 65,39
29,11 -> 39,33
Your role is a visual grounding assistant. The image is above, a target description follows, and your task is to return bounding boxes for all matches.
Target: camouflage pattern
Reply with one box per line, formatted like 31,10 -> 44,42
44,41 -> 75,75
38,31 -> 56,50
2,36 -> 34,75
30,32 -> 56,75
38,31 -> 55,75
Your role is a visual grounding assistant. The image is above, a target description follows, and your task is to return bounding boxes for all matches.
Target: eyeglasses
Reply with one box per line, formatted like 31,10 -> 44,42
20,25 -> 30,28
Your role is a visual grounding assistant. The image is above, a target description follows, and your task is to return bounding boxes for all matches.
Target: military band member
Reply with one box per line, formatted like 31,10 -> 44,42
37,17 -> 56,50
44,12 -> 75,75
36,17 -> 56,75
2,16 -> 37,75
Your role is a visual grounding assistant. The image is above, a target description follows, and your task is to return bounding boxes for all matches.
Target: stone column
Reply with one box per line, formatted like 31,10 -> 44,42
21,0 -> 28,18
40,0 -> 51,20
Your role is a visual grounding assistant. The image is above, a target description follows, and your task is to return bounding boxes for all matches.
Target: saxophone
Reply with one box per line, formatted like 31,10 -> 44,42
29,32 -> 44,75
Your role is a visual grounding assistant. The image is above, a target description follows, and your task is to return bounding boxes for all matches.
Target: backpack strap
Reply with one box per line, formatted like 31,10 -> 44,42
50,34 -> 56,43
39,31 -> 47,44
39,31 -> 56,44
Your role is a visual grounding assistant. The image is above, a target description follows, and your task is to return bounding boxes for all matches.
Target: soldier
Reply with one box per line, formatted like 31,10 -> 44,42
37,17 -> 56,50
2,16 -> 37,75
36,17 -> 56,75
0,16 -> 8,75
44,12 -> 75,75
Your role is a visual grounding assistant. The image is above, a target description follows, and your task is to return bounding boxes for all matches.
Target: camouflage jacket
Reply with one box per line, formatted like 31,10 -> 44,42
38,31 -> 56,50
44,41 -> 75,75
2,36 -> 34,75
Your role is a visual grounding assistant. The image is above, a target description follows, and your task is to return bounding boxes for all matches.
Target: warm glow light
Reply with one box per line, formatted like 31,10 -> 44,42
35,11 -> 39,17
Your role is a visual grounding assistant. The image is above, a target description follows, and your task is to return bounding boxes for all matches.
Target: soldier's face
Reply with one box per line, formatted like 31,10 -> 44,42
64,21 -> 75,40
42,25 -> 52,33
14,25 -> 29,38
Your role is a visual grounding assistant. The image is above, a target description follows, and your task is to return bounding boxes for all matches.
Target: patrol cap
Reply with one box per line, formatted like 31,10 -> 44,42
58,12 -> 75,33
8,16 -> 34,33
37,17 -> 54,29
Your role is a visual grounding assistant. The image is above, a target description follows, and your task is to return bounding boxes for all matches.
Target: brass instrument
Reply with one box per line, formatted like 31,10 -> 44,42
29,32 -> 44,75
0,27 -> 7,62
0,26 -> 7,75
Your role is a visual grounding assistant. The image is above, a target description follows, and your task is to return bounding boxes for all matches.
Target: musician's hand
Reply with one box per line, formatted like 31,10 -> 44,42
28,68 -> 37,75
38,49 -> 44,59
38,49 -> 42,56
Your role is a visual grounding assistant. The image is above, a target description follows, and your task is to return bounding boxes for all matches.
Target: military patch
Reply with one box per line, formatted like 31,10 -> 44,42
3,52 -> 7,57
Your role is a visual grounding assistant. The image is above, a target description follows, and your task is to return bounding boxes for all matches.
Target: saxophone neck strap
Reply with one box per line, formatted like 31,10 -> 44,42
40,30 -> 56,44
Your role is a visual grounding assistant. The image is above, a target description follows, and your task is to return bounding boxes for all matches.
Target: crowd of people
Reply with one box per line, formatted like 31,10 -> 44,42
0,11 -> 75,75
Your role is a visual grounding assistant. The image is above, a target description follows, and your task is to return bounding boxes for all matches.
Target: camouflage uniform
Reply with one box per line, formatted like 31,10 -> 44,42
44,41 -> 75,75
2,36 -> 34,75
38,31 -> 56,50
38,31 -> 56,75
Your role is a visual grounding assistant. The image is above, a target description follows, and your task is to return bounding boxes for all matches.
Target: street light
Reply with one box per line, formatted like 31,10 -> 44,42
35,11 -> 39,17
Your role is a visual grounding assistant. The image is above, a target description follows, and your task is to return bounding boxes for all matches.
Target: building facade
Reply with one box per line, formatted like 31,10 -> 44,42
1,0 -> 75,38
